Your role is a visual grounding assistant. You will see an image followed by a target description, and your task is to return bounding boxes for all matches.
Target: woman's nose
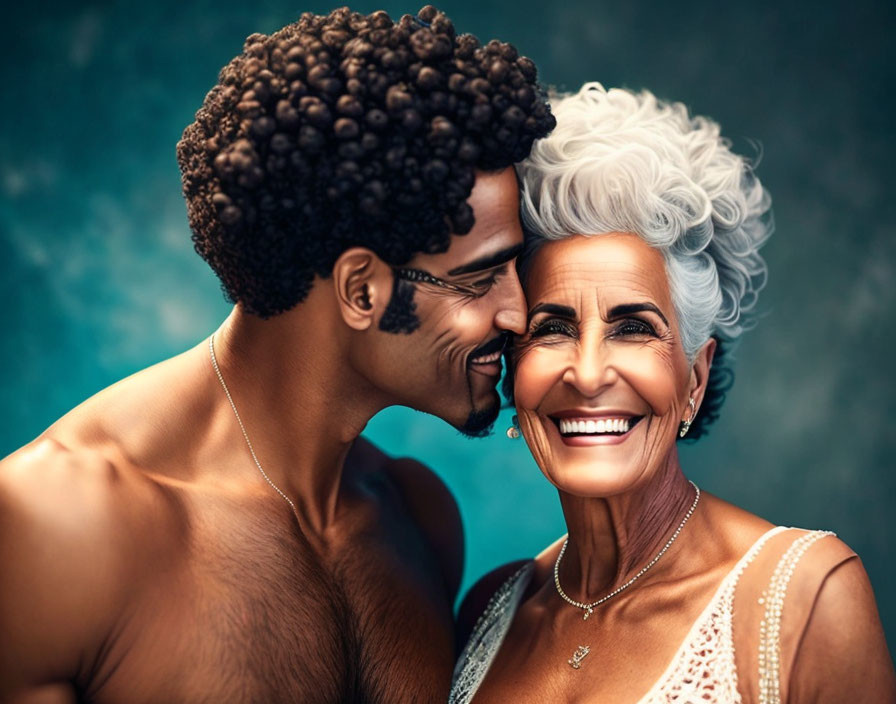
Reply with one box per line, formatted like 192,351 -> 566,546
562,339 -> 618,398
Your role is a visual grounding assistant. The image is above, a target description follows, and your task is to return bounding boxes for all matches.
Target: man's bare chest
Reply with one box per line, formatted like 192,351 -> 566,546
83,500 -> 455,703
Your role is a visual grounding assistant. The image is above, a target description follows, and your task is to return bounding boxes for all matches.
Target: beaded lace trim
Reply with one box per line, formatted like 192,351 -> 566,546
636,526 -> 789,703
449,562 -> 534,704
449,527 -> 834,704
757,530 -> 834,704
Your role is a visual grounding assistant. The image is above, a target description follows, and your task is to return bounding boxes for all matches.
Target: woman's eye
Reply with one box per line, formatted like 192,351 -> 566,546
530,319 -> 577,338
613,318 -> 657,337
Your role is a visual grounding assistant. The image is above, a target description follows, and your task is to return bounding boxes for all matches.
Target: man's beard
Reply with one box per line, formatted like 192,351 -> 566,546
457,393 -> 501,438
456,332 -> 510,437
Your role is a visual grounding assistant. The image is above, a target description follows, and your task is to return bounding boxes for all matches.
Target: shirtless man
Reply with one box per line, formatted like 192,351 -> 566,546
0,7 -> 554,703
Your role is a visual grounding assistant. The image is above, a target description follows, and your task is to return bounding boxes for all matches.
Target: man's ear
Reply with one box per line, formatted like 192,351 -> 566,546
688,337 -> 717,412
332,248 -> 392,331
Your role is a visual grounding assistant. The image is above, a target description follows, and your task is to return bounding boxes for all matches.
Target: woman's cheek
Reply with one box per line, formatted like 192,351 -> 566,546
513,348 -> 561,411
615,346 -> 685,417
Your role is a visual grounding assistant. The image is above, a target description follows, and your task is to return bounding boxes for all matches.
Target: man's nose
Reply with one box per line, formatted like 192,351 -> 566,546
492,265 -> 527,335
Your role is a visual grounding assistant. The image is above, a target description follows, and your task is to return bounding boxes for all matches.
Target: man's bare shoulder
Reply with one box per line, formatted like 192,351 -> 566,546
350,437 -> 464,599
2,436 -> 127,539
0,436 -> 179,589
0,437 -> 172,693
348,438 -> 457,520
1,435 -> 188,607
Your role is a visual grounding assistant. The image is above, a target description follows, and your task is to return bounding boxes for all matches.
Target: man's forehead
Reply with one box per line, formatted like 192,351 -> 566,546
447,240 -> 525,276
412,224 -> 524,273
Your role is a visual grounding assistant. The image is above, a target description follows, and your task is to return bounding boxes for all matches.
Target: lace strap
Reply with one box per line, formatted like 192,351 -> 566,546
635,525 -> 788,704
722,525 -> 792,596
449,562 -> 534,704
756,530 -> 835,704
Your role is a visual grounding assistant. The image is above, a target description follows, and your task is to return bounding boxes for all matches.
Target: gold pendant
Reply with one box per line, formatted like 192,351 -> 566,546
568,645 -> 590,669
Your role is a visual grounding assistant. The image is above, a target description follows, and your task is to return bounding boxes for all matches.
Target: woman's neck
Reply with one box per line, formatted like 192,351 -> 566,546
556,454 -> 697,601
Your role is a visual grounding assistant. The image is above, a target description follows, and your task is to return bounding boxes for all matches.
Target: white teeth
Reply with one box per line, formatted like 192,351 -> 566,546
558,417 -> 633,436
472,351 -> 502,364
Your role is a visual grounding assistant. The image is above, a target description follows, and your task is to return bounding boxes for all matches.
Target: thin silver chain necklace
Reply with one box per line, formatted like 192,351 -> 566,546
556,480 -> 700,669
208,334 -> 300,520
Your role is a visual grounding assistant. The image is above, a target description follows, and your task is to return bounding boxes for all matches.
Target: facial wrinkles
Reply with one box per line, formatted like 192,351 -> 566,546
513,269 -> 581,478
514,236 -> 693,489
418,292 -> 501,416
594,273 -> 681,418
424,300 -> 474,381
593,263 -> 687,469
517,409 -> 555,478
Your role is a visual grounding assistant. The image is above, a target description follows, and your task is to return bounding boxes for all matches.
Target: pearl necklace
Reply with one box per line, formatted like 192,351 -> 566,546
555,481 -> 700,621
556,481 -> 700,670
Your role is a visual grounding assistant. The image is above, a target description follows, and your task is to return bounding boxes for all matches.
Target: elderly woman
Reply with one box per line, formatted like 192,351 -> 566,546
449,84 -> 895,703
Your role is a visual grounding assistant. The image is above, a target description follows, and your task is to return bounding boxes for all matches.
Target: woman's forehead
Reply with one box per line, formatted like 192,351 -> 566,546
526,233 -> 671,305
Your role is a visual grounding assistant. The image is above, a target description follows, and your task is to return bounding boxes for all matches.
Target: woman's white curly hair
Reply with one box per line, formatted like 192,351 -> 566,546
517,82 -> 773,361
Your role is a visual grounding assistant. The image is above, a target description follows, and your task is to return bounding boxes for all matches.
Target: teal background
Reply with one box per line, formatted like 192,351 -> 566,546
2,0 -> 894,659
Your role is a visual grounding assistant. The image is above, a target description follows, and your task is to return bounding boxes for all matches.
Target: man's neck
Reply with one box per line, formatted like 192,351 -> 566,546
212,292 -> 387,536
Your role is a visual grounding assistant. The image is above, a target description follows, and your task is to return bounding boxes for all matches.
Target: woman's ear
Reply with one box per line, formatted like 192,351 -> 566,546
331,248 -> 391,331
688,337 -> 717,411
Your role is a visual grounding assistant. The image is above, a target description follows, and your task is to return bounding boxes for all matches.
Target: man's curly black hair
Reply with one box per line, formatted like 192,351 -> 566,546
177,5 -> 555,319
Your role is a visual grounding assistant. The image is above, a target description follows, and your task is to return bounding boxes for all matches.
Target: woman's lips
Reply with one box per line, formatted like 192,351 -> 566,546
549,413 -> 645,446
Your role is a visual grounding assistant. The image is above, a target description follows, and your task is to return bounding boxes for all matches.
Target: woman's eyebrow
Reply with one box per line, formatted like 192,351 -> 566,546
608,302 -> 669,326
527,302 -> 576,325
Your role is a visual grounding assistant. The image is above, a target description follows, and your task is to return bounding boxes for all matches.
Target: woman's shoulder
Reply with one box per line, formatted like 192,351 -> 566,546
742,526 -> 858,632
786,542 -> 896,702
694,492 -> 857,573
704,492 -> 859,617
726,522 -> 895,702
755,529 -> 894,702
730,520 -> 856,599
776,527 -> 856,575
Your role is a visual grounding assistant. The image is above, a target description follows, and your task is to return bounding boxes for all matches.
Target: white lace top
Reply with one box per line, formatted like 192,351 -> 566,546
449,526 -> 835,704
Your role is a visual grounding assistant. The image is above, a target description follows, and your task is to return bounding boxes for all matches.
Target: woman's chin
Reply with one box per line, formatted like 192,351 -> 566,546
542,459 -> 648,498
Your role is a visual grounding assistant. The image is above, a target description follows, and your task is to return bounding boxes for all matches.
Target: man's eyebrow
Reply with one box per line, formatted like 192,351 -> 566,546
608,302 -> 669,327
446,242 -> 525,276
527,302 -> 577,325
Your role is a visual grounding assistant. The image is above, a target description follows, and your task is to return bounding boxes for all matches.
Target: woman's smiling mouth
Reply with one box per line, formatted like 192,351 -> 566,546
549,413 -> 645,446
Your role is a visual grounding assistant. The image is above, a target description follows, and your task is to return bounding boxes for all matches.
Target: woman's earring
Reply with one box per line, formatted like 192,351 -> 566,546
506,415 -> 521,439
679,398 -> 697,438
